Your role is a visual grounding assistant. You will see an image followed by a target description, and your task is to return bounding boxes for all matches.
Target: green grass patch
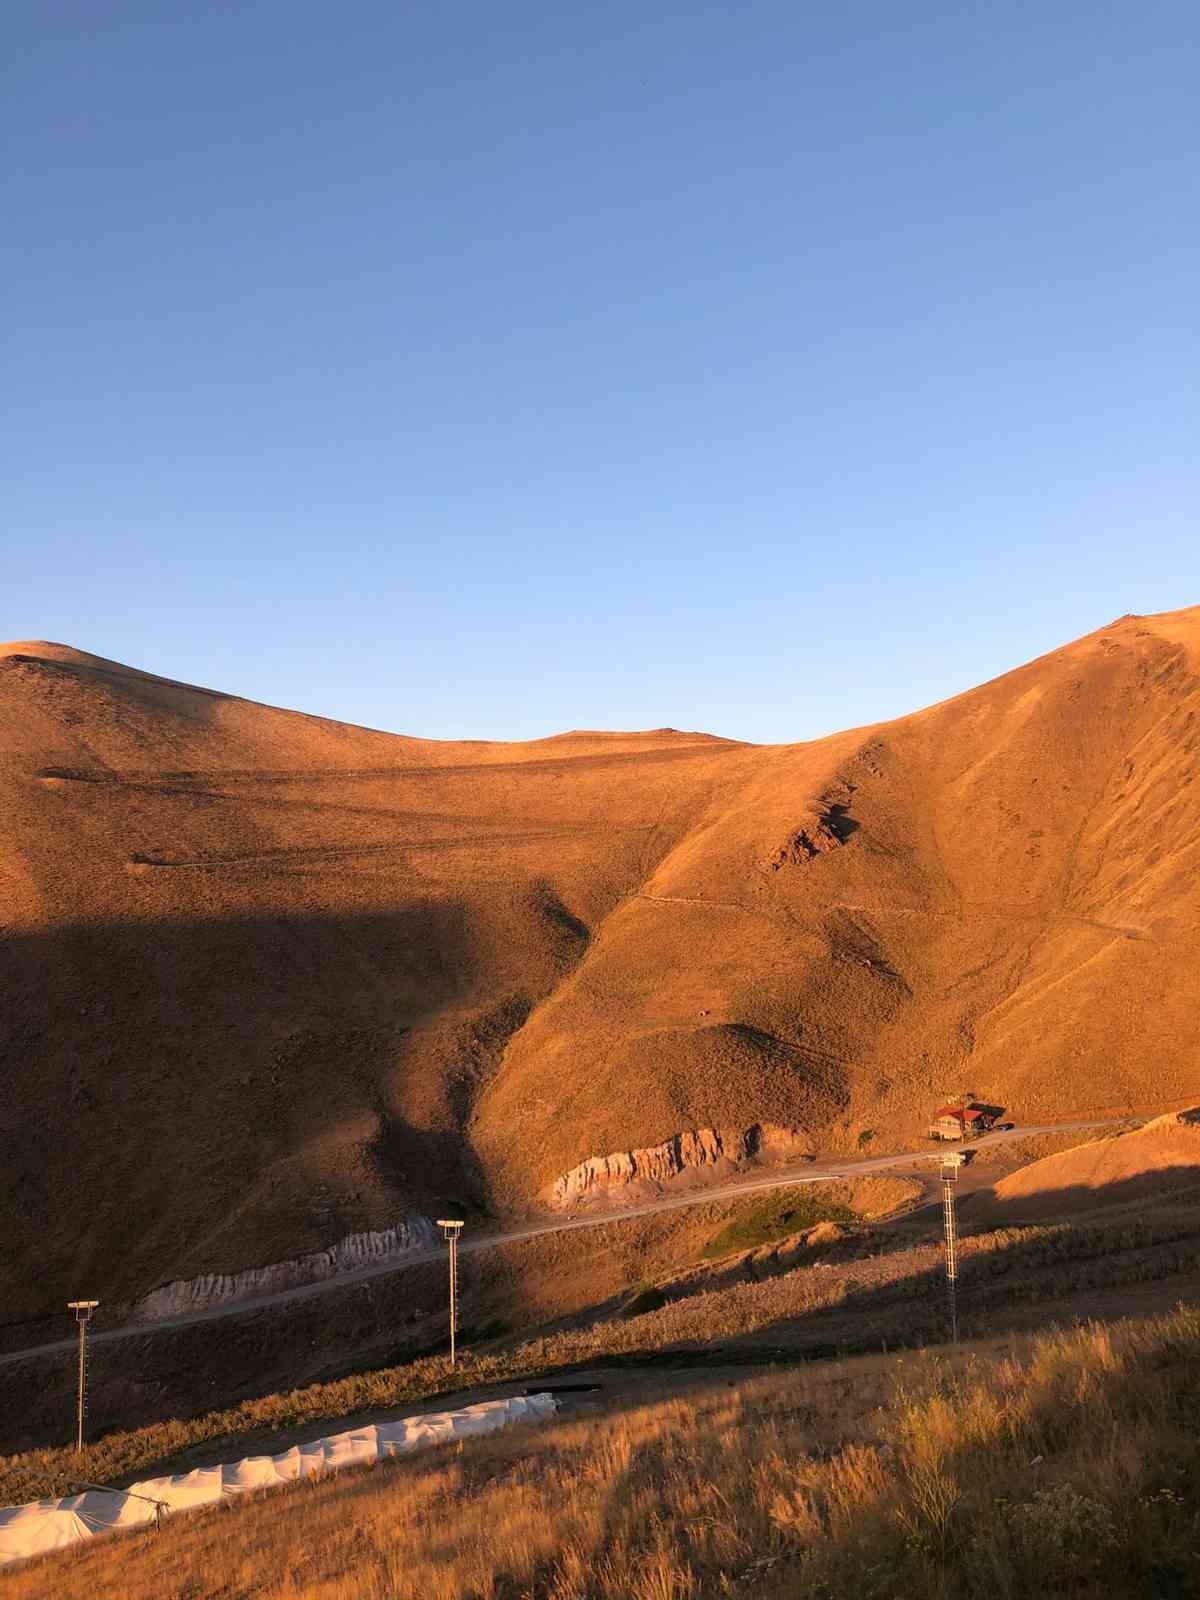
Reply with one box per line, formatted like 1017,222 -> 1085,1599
699,1187 -> 856,1259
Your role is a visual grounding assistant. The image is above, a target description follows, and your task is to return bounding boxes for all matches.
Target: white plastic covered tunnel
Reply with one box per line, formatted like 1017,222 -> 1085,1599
0,1392 -> 557,1569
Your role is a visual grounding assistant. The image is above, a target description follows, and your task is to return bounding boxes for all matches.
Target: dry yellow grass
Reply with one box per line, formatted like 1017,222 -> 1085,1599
5,1195 -> 1199,1509
6,1306 -> 1200,1598
2,607 -> 1200,1327
0,1177 -> 920,1456
475,1175 -> 918,1315
971,1110 -> 1200,1224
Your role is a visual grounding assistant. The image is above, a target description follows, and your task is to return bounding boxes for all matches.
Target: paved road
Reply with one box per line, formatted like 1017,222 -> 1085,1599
0,1118 -> 1119,1369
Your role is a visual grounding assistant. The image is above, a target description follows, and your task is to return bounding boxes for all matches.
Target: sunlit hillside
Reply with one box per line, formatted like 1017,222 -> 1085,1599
1,606 -> 1198,1319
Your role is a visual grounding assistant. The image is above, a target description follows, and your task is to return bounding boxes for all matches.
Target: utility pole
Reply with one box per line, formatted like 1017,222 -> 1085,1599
940,1155 -> 962,1342
67,1300 -> 99,1452
437,1221 -> 464,1366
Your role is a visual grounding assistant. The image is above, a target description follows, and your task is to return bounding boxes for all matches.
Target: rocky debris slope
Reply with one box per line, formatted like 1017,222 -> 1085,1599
549,1124 -> 811,1208
135,1218 -> 438,1320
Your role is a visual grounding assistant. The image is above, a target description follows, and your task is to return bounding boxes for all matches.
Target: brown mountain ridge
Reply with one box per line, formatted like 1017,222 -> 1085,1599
1,610 -> 1199,1319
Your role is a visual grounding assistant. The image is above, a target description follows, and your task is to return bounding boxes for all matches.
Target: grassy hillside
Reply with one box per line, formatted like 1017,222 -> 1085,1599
6,1307 -> 1200,1598
1,607 -> 1199,1318
968,1109 -> 1200,1225
0,1177 -> 919,1453
4,1172 -> 1198,1504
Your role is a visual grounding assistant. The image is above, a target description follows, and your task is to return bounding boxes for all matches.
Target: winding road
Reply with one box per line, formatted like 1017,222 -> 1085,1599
0,1118 -> 1120,1370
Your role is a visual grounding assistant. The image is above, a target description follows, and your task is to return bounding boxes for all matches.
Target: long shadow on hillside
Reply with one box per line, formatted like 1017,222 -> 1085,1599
32,1299 -> 1195,1598
566,1303 -> 1200,1600
3,1178 -> 1199,1458
0,902 -> 551,1322
558,1176 -> 1200,1370
958,1168 -> 1200,1228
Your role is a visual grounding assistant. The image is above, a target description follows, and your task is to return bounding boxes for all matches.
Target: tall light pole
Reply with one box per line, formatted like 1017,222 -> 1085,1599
940,1155 -> 963,1342
67,1300 -> 99,1452
437,1221 -> 464,1366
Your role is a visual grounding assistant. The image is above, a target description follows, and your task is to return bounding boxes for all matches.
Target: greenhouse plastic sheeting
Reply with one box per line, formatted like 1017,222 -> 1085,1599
0,1392 -> 556,1569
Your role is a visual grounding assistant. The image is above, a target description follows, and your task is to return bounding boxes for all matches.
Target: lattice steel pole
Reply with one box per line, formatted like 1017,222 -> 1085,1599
67,1300 -> 99,1451
437,1221 -> 464,1366
940,1155 -> 963,1342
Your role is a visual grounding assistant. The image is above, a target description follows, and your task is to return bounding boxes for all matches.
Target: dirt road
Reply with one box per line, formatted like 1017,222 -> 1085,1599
0,1119 -> 1117,1369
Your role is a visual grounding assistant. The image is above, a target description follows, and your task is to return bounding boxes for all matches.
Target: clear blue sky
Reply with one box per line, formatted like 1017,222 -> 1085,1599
4,2 -> 1197,743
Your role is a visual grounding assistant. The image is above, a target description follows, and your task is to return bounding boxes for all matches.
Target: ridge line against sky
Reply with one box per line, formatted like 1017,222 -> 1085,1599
7,604 -> 1197,749
4,1 -> 1197,743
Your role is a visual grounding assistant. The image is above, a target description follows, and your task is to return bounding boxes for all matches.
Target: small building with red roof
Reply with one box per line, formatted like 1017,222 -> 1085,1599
928,1102 -> 1000,1140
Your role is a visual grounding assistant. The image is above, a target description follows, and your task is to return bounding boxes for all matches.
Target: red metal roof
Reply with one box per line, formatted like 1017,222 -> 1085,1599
933,1105 -> 986,1122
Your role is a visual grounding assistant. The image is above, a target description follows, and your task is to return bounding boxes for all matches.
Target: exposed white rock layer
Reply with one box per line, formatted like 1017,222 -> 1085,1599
135,1218 -> 439,1320
550,1124 -> 810,1208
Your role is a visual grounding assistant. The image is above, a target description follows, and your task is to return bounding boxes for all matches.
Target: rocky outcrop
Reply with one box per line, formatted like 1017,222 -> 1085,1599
549,1124 -> 810,1209
768,802 -> 857,870
134,1217 -> 439,1321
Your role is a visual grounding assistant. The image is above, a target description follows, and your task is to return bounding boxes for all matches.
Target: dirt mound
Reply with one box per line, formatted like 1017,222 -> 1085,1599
969,1108 -> 1200,1223
2,606 -> 1200,1318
